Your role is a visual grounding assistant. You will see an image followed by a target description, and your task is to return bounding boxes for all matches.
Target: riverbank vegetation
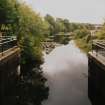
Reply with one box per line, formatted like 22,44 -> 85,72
74,23 -> 105,53
44,14 -> 97,51
44,14 -> 105,53
0,0 -> 49,105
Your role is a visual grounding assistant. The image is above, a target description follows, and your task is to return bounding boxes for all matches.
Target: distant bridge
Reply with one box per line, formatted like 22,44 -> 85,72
41,38 -> 56,54
41,34 -> 73,54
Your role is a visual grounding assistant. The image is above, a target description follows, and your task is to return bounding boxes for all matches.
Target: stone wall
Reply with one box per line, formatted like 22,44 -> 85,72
0,48 -> 20,104
88,54 -> 105,105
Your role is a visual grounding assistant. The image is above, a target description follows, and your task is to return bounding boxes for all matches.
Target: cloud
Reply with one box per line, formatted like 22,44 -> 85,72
24,0 -> 105,24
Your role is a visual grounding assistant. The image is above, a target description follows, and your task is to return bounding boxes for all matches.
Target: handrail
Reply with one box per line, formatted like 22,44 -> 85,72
92,40 -> 105,57
0,36 -> 17,56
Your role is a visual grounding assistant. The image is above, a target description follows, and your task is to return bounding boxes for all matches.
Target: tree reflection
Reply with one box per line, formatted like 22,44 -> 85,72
4,63 -> 49,105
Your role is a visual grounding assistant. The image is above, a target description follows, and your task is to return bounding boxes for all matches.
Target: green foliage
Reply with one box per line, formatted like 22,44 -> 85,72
0,0 -> 19,36
44,14 -> 56,35
74,38 -> 92,53
55,18 -> 66,33
74,28 -> 90,39
63,19 -> 71,32
17,4 -> 48,39
15,4 -> 49,105
45,15 -> 71,35
73,24 -> 92,53
0,0 -> 17,23
13,3 -> 50,66
0,1 -> 49,105
20,35 -> 43,66
44,14 -> 94,48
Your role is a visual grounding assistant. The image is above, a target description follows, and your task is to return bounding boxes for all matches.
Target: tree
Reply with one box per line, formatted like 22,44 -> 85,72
0,0 -> 19,36
44,14 -> 56,35
63,19 -> 71,32
74,28 -> 90,39
0,1 -> 49,105
55,18 -> 66,33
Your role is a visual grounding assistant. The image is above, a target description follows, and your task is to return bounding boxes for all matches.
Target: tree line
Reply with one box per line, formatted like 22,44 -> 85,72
0,0 -> 49,105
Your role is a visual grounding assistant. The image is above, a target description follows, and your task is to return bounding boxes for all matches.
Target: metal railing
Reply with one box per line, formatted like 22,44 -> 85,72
92,40 -> 105,57
0,36 -> 17,56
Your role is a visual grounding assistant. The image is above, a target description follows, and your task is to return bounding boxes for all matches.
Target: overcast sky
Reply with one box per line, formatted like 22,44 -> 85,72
23,0 -> 105,24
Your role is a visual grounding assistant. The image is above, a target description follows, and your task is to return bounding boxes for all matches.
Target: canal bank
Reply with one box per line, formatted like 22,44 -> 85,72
42,41 -> 91,105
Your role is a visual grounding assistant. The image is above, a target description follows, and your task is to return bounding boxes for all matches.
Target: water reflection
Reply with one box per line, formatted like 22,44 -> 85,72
3,64 -> 49,105
42,41 -> 91,105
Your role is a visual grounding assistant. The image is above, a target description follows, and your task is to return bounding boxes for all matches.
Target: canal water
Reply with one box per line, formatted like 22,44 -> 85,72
42,41 -> 91,105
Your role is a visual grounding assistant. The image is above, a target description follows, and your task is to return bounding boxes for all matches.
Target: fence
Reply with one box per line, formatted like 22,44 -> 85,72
0,36 -> 17,56
92,40 -> 105,57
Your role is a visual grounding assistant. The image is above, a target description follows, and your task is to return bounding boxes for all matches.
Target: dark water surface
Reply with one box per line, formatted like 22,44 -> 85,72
42,41 -> 91,105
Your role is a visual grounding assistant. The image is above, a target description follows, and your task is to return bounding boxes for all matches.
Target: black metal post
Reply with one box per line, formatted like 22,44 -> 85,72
2,42 -> 3,56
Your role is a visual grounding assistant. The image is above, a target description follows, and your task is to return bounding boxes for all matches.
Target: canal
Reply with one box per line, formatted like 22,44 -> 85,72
42,41 -> 91,105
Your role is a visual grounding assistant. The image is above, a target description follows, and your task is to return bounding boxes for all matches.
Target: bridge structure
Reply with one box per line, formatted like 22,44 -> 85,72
54,32 -> 74,39
41,38 -> 57,54
41,33 -> 74,54
0,36 -> 20,105
88,40 -> 105,105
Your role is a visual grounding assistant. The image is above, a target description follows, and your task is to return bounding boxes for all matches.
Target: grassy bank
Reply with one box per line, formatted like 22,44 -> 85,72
74,38 -> 92,53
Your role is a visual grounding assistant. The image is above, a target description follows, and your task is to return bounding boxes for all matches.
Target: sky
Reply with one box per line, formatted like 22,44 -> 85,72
23,0 -> 105,24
